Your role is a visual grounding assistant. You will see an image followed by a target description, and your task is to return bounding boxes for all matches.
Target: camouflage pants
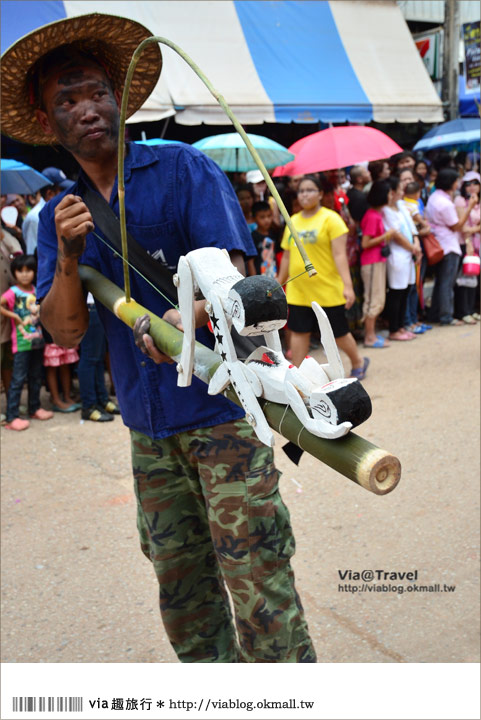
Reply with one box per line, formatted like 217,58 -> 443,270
131,418 -> 316,663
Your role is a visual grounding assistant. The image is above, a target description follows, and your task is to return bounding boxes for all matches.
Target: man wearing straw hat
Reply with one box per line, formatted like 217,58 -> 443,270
1,13 -> 315,663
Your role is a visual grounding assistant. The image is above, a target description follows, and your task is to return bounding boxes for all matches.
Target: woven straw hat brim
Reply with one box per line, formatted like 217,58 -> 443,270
1,13 -> 162,146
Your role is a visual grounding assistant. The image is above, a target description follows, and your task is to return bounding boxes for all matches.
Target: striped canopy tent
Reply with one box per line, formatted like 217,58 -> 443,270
1,0 -> 443,127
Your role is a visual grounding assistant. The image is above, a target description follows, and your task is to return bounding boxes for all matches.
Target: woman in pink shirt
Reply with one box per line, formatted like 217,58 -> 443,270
425,169 -> 477,326
360,180 -> 395,347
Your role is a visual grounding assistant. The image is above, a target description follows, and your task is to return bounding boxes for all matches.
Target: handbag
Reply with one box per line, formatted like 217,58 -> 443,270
422,232 -> 444,266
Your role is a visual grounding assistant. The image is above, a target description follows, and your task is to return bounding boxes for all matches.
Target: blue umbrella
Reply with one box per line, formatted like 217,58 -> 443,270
414,118 -> 480,152
133,138 -> 185,146
1,159 -> 52,194
192,132 -> 295,171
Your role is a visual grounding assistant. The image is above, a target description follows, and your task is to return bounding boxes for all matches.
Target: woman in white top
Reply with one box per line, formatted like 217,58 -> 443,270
426,169 -> 477,326
381,175 -> 422,340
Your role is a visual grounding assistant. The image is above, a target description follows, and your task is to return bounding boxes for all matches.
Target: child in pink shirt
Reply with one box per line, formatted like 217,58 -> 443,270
0,255 -> 53,430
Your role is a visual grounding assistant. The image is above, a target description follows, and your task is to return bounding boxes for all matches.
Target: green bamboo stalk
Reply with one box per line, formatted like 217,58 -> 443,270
117,36 -> 317,304
79,265 -> 401,496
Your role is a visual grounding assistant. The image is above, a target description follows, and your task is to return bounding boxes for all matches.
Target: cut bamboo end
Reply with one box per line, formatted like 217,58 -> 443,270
113,296 -> 127,318
357,448 -> 401,495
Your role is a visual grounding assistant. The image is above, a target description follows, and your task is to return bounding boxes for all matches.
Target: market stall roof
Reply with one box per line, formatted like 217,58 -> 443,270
0,0 -> 443,126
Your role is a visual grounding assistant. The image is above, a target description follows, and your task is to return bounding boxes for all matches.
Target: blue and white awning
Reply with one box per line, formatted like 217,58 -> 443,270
1,0 -> 443,125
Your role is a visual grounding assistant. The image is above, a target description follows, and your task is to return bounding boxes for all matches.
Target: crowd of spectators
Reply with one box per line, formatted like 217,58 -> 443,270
229,147 -> 480,371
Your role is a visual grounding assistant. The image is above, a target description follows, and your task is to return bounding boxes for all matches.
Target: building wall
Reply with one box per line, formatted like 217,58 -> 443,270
398,0 -> 480,25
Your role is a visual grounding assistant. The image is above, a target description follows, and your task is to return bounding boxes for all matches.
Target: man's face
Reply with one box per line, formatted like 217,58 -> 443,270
361,168 -> 372,185
35,64 -> 121,160
398,156 -> 415,171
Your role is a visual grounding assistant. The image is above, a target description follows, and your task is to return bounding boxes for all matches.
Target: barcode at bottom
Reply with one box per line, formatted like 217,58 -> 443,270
13,697 -> 83,712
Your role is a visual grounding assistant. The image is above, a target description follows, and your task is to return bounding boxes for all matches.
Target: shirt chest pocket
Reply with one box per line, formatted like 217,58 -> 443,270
126,220 -> 180,271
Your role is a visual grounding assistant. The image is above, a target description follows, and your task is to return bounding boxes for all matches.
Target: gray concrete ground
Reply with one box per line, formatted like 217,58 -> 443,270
1,322 -> 479,663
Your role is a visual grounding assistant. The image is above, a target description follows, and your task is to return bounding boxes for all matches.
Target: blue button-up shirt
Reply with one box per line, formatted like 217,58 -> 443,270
37,142 -> 257,438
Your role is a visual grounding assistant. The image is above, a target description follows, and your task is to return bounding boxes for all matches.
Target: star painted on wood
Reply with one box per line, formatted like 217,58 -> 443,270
220,351 -> 227,361
211,314 -> 219,329
215,332 -> 224,345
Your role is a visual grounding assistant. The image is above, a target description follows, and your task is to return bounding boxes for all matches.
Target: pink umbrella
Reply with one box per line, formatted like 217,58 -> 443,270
272,126 -> 403,176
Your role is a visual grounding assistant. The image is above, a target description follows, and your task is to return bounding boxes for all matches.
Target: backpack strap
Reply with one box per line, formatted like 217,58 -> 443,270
82,185 -> 178,303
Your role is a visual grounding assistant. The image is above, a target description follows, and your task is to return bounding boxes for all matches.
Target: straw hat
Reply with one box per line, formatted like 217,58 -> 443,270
1,13 -> 162,146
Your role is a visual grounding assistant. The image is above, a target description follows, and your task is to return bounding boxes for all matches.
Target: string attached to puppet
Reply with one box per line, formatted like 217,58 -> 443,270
91,230 -> 179,309
117,36 -> 317,303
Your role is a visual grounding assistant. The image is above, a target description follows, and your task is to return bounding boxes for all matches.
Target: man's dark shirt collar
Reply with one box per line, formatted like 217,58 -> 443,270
76,141 -> 160,193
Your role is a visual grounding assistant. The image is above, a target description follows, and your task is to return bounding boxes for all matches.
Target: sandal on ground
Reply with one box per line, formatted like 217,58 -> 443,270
389,331 -> 413,341
30,408 -> 54,421
462,315 -> 477,325
364,335 -> 389,348
420,323 -> 433,330
349,357 -> 370,380
472,313 -> 480,321
5,418 -> 30,431
52,403 -> 81,413
441,319 -> 464,326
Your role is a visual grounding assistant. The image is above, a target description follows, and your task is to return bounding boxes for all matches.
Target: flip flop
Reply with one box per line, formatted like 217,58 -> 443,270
364,335 -> 389,348
350,357 -> 370,380
52,403 -> 81,413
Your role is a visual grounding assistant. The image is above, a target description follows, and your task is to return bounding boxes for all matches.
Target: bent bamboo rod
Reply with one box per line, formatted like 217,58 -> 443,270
79,265 -> 401,496
118,36 -> 316,303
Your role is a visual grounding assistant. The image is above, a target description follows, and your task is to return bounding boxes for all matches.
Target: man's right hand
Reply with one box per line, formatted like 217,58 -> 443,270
133,314 -> 174,365
55,195 -> 94,259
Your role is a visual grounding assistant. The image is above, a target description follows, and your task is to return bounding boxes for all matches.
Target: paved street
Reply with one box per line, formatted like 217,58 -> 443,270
1,322 -> 479,663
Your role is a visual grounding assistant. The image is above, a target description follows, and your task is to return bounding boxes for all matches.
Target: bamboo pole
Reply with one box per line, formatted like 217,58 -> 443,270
79,265 -> 401,496
117,36 -> 317,304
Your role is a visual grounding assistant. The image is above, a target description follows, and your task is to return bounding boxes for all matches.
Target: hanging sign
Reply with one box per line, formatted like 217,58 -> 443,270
463,21 -> 480,92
